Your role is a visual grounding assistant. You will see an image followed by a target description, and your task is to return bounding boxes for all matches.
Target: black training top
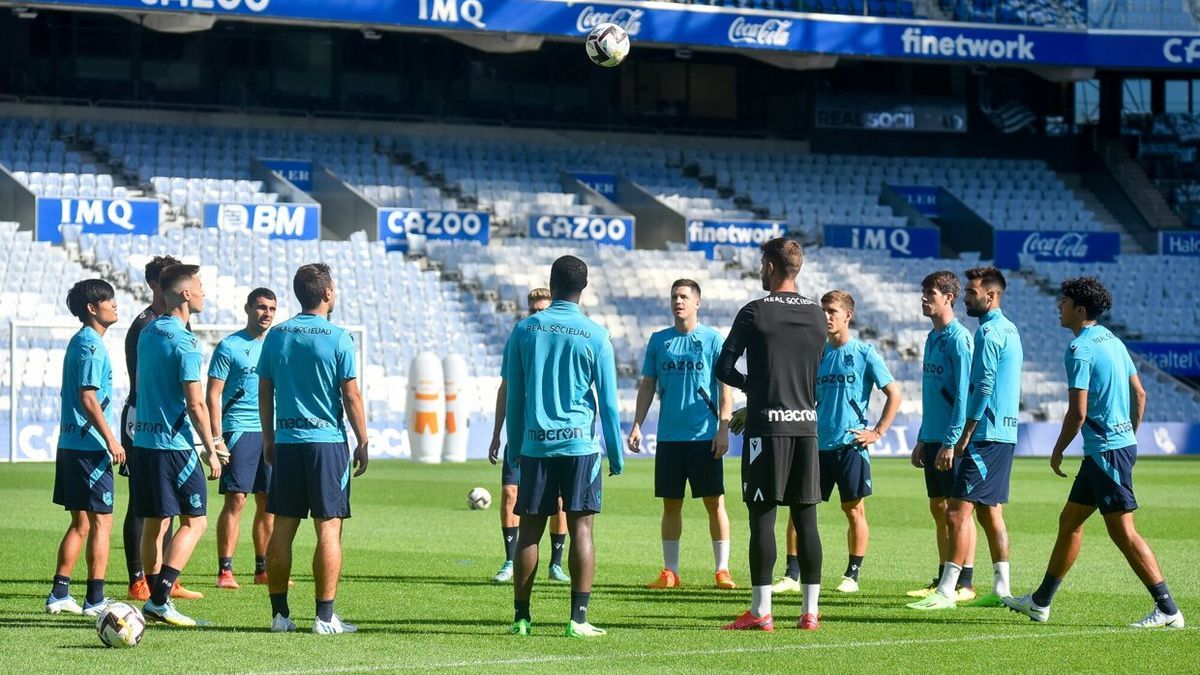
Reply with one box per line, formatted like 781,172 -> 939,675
716,291 -> 826,438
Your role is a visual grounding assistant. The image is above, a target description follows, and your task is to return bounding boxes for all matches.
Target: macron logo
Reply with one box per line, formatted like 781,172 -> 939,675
766,409 -> 817,423
901,27 -> 1035,61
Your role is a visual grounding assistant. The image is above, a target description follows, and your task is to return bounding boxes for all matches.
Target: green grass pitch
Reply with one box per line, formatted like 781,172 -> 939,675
0,457 -> 1196,672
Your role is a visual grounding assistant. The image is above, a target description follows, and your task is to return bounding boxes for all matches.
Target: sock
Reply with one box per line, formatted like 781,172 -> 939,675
1148,581 -> 1180,615
993,561 -> 1011,597
502,526 -> 518,563
128,569 -> 144,587
713,540 -> 730,572
750,585 -> 772,618
151,566 -> 180,606
270,592 -> 290,619
51,575 -> 70,600
802,584 -> 821,616
219,557 -> 234,573
936,562 -> 945,583
935,562 -> 962,597
959,565 -> 974,588
662,539 -> 681,574
514,599 -> 531,623
255,557 -> 267,575
786,555 -> 800,581
316,599 -> 334,623
845,555 -> 864,581
146,574 -> 158,592
570,591 -> 590,624
1032,573 -> 1061,608
86,579 -> 105,605
550,533 -> 567,568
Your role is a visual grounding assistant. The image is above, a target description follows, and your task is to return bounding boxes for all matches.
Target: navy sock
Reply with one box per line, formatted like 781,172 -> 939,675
51,575 -> 70,600
1148,581 -> 1180,615
785,554 -> 800,581
514,599 -> 531,623
219,557 -> 234,573
128,569 -> 144,587
255,557 -> 267,575
86,579 -> 105,605
316,599 -> 335,623
1032,573 -> 1061,608
550,533 -> 567,568
570,591 -> 590,624
146,574 -> 158,591
936,563 -> 945,583
845,555 -> 864,581
270,592 -> 289,619
502,527 -> 518,562
959,566 -> 974,588
151,566 -> 180,606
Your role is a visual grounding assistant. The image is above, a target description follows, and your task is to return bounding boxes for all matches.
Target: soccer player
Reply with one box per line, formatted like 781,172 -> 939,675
905,270 -> 978,602
813,290 -> 902,594
120,255 -> 202,602
260,263 -> 369,635
487,287 -> 570,585
505,255 -> 624,638
45,280 -> 125,617
716,238 -> 826,632
909,266 -> 1022,611
132,264 -> 222,626
209,288 -> 278,589
1005,277 -> 1185,629
628,279 -> 735,590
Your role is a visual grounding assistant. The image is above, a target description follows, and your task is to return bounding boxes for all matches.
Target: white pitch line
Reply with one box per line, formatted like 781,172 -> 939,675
242,625 -> 1188,675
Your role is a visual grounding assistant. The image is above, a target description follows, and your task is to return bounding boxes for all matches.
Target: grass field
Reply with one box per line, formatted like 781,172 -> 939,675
1,457 -> 1197,673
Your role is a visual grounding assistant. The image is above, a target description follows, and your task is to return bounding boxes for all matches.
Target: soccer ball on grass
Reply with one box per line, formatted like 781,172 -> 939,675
96,602 -> 146,648
467,487 -> 492,510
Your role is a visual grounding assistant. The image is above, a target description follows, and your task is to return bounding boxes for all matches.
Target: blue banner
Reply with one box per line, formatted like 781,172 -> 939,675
994,230 -> 1120,269
378,208 -> 490,252
529,214 -> 635,249
571,172 -> 618,200
1160,230 -> 1200,256
823,224 -> 940,258
890,185 -> 942,216
687,220 -> 787,259
1127,342 -> 1200,376
35,197 -> 159,243
202,202 -> 320,240
260,158 -> 313,192
16,0 -> 1200,70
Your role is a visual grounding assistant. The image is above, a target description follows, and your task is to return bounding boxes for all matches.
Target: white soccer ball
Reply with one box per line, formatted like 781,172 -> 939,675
96,602 -> 146,648
467,486 -> 492,510
585,22 -> 630,68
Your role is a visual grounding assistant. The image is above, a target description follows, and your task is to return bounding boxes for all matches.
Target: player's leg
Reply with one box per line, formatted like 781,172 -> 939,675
120,405 -> 149,599
511,454 -> 552,634
266,515 -> 301,630
216,492 -> 246,588
968,503 -> 1011,606
703,496 -> 734,588
835,446 -> 870,593
311,517 -> 349,632
1103,511 -> 1184,627
648,442 -> 685,588
772,516 -> 802,592
724,436 -> 779,631
47,509 -> 89,614
839,498 -> 866,592
496,446 -> 520,582
909,496 -> 973,609
564,512 -> 606,637
309,441 -> 355,634
252,493 -> 274,583
548,504 -> 570,582
1004,500 -> 1093,622
82,511 -> 114,615
692,440 -> 733,588
792,502 -> 823,629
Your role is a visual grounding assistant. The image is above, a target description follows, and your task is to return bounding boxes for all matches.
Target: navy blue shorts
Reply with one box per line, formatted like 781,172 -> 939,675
922,441 -> 958,499
820,444 -> 873,503
53,448 -> 115,513
1068,446 -> 1139,514
219,431 -> 271,495
133,448 -> 208,518
516,453 -> 602,516
655,440 -> 724,499
501,445 -> 519,487
953,441 -> 1015,506
268,442 -> 351,519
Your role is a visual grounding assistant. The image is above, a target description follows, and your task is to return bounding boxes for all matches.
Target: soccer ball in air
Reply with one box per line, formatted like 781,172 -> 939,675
467,487 -> 492,510
96,602 -> 146,648
586,23 -> 630,67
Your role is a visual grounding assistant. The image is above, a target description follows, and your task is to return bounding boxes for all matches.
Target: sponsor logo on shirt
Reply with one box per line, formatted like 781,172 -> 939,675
275,325 -> 333,336
818,373 -> 858,385
134,421 -> 168,434
278,417 -> 335,430
765,408 -> 817,423
526,323 -> 592,339
762,295 -> 817,306
661,360 -> 706,372
528,427 -> 587,442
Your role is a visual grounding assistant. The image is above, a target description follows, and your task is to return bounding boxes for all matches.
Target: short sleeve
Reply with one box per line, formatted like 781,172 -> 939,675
78,349 -> 105,391
179,336 -> 202,383
208,341 -> 232,380
640,333 -> 658,378
864,345 -> 894,390
1122,346 -> 1137,378
502,329 -> 520,382
1066,348 -> 1092,390
336,330 -> 357,380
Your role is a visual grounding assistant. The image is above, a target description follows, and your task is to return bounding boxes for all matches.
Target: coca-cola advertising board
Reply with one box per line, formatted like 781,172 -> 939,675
994,230 -> 1120,269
